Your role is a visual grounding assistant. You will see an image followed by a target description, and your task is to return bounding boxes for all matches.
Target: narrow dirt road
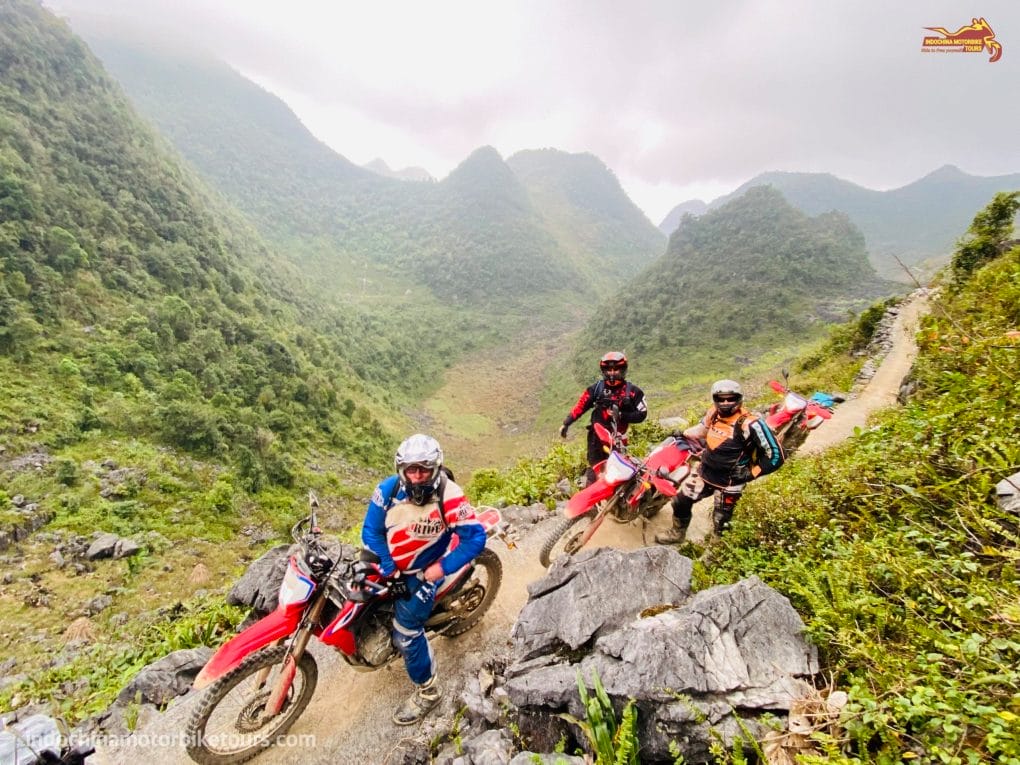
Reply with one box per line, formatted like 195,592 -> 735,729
90,294 -> 927,765
798,294 -> 928,455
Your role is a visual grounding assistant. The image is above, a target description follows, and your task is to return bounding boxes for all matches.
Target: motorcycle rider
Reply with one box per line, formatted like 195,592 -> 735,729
656,379 -> 784,543
560,351 -> 648,485
362,434 -> 486,725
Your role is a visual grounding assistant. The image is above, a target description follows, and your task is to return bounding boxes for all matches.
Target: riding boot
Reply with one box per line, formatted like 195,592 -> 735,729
655,517 -> 688,545
712,506 -> 734,536
392,674 -> 443,726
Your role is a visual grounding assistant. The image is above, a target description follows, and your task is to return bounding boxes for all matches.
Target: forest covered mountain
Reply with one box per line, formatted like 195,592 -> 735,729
581,186 -> 895,368
0,0 -> 412,487
362,158 -> 433,182
657,198 -> 708,236
660,167 -> 1020,279
73,30 -> 666,307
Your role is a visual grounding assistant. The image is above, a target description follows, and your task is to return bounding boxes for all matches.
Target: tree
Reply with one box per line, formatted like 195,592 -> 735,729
44,226 -> 89,273
951,191 -> 1020,280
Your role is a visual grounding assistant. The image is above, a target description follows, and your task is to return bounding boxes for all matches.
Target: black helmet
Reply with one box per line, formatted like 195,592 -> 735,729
710,379 -> 743,416
599,351 -> 627,388
395,434 -> 444,505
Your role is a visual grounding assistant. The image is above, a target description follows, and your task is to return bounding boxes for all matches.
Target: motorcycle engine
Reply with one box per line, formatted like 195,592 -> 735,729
617,494 -> 641,522
355,610 -> 397,668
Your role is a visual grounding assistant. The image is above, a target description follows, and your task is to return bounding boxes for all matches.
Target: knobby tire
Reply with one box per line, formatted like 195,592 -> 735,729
441,548 -> 502,637
185,644 -> 318,765
539,513 -> 588,568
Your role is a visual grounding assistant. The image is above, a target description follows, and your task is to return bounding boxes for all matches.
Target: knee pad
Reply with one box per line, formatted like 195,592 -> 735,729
392,621 -> 423,653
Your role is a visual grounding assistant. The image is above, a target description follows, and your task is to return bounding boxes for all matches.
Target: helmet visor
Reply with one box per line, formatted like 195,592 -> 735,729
403,464 -> 433,479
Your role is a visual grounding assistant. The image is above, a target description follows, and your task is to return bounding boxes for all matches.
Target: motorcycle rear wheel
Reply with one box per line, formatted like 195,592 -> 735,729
440,548 -> 503,637
538,506 -> 600,568
185,644 -> 318,765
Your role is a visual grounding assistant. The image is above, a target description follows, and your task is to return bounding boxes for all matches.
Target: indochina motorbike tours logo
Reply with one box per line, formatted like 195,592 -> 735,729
921,17 -> 1003,62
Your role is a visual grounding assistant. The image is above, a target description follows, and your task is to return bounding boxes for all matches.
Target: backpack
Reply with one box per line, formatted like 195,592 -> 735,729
709,410 -> 783,480
744,416 -> 785,477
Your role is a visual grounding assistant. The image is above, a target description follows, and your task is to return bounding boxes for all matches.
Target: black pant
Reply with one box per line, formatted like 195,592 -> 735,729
671,482 -> 742,535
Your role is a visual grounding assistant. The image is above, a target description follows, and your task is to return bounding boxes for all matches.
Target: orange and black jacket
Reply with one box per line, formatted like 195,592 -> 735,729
564,380 -> 647,434
688,406 -> 784,488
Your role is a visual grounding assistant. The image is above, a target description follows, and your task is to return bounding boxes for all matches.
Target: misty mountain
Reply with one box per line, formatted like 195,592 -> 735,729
660,167 -> 1020,279
363,159 -> 434,182
582,186 -> 895,362
657,199 -> 709,237
507,149 -> 666,286
72,30 -> 664,307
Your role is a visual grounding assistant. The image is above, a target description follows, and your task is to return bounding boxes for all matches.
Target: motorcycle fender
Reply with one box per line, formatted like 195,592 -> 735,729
565,480 -> 615,517
475,507 -> 502,533
644,442 -> 688,473
649,475 -> 679,497
193,607 -> 301,689
766,408 -> 794,430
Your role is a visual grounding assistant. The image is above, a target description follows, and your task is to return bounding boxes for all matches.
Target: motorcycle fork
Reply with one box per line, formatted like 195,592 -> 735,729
265,592 -> 326,716
577,494 -> 619,548
251,639 -> 283,688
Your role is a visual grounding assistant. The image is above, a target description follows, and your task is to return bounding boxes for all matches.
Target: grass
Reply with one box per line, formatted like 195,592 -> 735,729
461,236 -> 1020,762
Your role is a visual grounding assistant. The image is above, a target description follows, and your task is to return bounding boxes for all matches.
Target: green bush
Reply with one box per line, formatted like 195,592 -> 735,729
704,211 -> 1020,764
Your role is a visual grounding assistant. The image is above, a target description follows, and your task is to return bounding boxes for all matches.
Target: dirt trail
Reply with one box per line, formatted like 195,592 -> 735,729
90,295 -> 927,765
798,294 -> 928,455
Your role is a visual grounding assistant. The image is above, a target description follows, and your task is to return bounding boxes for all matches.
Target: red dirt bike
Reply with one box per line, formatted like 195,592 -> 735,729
184,493 -> 509,765
539,419 -> 699,567
764,375 -> 842,454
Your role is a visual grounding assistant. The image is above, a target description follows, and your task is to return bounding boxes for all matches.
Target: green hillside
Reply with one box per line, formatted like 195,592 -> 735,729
662,167 -> 1020,279
576,186 -> 897,382
469,193 -> 1020,763
0,1 -> 406,488
74,31 -> 664,310
506,149 -> 666,292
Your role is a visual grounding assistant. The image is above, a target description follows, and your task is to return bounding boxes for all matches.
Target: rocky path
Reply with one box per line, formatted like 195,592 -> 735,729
88,292 -> 928,765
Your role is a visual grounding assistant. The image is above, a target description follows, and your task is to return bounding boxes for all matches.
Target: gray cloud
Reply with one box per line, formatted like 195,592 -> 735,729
45,0 -> 1020,220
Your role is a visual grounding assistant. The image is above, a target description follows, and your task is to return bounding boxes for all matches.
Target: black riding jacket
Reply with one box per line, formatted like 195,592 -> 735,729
564,380 -> 648,434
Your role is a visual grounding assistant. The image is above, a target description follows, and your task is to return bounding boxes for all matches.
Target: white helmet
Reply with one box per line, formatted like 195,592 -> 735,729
710,379 -> 743,416
395,434 -> 444,505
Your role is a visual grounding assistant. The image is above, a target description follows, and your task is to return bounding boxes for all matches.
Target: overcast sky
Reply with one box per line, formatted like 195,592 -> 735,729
44,0 -> 1020,223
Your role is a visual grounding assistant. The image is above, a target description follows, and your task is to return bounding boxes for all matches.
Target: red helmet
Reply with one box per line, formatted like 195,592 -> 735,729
599,351 -> 627,387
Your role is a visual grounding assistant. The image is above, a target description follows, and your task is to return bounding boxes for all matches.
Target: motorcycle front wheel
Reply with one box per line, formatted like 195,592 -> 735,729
440,547 -> 503,637
777,414 -> 808,456
185,644 -> 318,765
538,503 -> 608,568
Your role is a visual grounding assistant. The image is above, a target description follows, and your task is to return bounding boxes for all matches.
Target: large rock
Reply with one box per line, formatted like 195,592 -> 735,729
227,539 -> 360,617
592,576 -> 818,705
502,548 -> 818,763
997,471 -> 1020,514
511,546 -> 692,660
116,647 -> 212,706
226,544 -> 291,615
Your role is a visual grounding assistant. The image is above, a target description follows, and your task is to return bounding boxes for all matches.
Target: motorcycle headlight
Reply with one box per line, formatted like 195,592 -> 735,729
279,557 -> 315,606
603,451 -> 637,484
784,391 -> 807,412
